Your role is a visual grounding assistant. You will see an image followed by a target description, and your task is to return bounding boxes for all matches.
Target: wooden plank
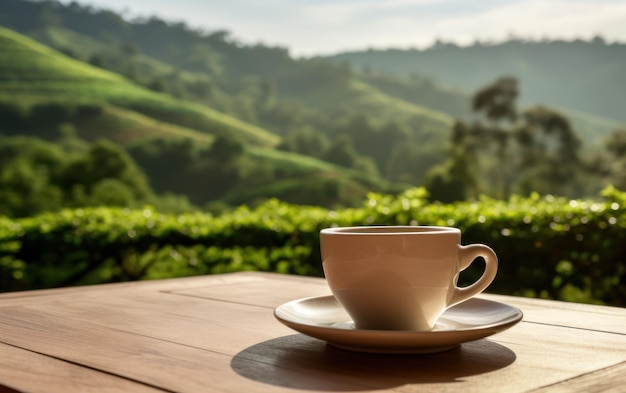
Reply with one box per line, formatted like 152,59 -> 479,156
0,307 -> 523,393
3,271 -> 622,334
1,272 -> 625,392
531,361 -> 626,393
230,332 -> 520,392
231,320 -> 624,393
168,274 -> 331,308
0,272 -> 264,306
485,293 -> 626,334
32,293 -> 293,355
165,273 -> 626,333
0,342 -> 165,393
0,307 -> 292,393
2,292 -> 624,392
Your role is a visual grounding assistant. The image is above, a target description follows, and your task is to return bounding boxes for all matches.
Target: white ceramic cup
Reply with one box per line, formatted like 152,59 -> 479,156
320,226 -> 498,331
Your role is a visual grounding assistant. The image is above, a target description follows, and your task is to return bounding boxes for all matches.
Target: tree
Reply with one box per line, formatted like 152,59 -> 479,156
88,54 -> 105,68
601,128 -> 626,189
424,159 -> 472,203
128,137 -> 197,193
436,76 -> 584,200
207,134 -> 245,162
514,106 -> 582,194
323,135 -> 358,168
147,77 -> 166,93
472,76 -> 518,123
61,140 -> 152,202
38,8 -> 62,28
278,128 -> 330,159
0,136 -> 67,216
0,158 -> 63,217
387,141 -> 441,185
120,42 -> 138,57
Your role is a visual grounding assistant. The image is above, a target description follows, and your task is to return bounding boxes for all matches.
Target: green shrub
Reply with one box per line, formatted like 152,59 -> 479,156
0,186 -> 624,306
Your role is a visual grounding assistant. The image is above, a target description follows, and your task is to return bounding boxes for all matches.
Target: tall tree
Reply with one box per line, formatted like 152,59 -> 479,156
600,128 -> 626,189
427,76 -> 584,201
514,106 -> 582,194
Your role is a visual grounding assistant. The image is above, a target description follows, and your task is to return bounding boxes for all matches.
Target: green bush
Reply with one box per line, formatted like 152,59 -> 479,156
0,186 -> 625,306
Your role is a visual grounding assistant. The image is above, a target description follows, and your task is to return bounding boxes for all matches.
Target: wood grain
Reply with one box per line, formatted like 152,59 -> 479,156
485,293 -> 626,334
531,361 -> 626,393
0,272 -> 624,393
0,307 -> 281,393
167,275 -> 331,309
0,342 -> 165,393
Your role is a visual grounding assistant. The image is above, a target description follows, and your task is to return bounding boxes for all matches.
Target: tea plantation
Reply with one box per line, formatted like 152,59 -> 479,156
1,186 -> 624,306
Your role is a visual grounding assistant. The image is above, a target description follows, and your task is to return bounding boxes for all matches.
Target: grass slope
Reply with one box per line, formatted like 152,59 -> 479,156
347,79 -> 454,127
28,26 -> 185,84
0,26 -> 399,206
0,26 -> 279,147
75,106 -> 216,145
277,68 -> 455,140
226,147 -> 399,206
329,45 -> 626,144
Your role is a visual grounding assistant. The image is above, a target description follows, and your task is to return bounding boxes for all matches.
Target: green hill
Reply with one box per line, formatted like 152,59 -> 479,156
0,0 -> 458,140
4,0 -> 622,207
0,26 -> 279,147
0,25 -> 402,208
557,106 -> 623,148
0,0 -> 460,189
224,147 -> 398,206
328,41 -> 626,143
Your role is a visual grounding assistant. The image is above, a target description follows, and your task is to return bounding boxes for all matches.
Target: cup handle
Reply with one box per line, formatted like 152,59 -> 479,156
449,244 -> 498,306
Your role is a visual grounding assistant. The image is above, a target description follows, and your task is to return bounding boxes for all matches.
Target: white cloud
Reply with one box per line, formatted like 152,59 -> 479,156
438,0 -> 626,44
59,0 -> 626,55
299,0 -> 450,25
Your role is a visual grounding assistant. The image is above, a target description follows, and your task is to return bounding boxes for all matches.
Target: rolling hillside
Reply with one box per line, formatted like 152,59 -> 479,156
3,0 -> 623,208
0,0 -> 464,194
0,0 -> 459,138
3,0 -> 623,149
329,41 -> 626,143
0,26 -> 279,147
0,25 -> 403,208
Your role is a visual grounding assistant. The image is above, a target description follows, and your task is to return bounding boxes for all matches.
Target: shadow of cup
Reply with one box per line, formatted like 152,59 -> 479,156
0,384 -> 20,393
231,334 -> 516,391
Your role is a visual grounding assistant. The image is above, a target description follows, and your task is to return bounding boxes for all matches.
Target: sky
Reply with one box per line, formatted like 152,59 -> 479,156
61,0 -> 626,57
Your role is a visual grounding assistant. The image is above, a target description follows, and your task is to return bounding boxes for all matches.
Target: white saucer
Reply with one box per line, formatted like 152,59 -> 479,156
274,295 -> 523,354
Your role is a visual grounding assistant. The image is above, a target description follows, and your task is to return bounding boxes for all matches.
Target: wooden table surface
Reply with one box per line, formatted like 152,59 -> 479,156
0,271 -> 624,393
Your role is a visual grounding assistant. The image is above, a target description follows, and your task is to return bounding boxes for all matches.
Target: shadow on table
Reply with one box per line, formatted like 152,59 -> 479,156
0,384 -> 20,393
231,334 -> 516,391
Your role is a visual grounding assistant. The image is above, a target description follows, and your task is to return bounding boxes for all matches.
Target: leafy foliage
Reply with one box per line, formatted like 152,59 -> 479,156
3,2 -> 625,209
0,136 -> 156,217
425,77 -> 600,202
1,187 -> 624,306
0,2 -> 458,185
1,1 -> 626,308
0,24 -> 413,208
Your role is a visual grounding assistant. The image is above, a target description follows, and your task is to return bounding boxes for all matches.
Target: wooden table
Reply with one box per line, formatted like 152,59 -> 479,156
0,272 -> 624,393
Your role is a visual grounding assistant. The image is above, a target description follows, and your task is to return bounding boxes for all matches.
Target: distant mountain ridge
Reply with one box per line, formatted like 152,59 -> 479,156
328,39 -> 626,124
3,0 -> 621,145
1,0 -> 624,208
0,1 -> 465,178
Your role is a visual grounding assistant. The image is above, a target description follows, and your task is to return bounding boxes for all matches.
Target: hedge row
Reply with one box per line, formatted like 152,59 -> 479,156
1,186 -> 625,306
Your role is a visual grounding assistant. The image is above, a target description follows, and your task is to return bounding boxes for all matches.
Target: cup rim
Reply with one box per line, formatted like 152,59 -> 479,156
320,225 -> 460,235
